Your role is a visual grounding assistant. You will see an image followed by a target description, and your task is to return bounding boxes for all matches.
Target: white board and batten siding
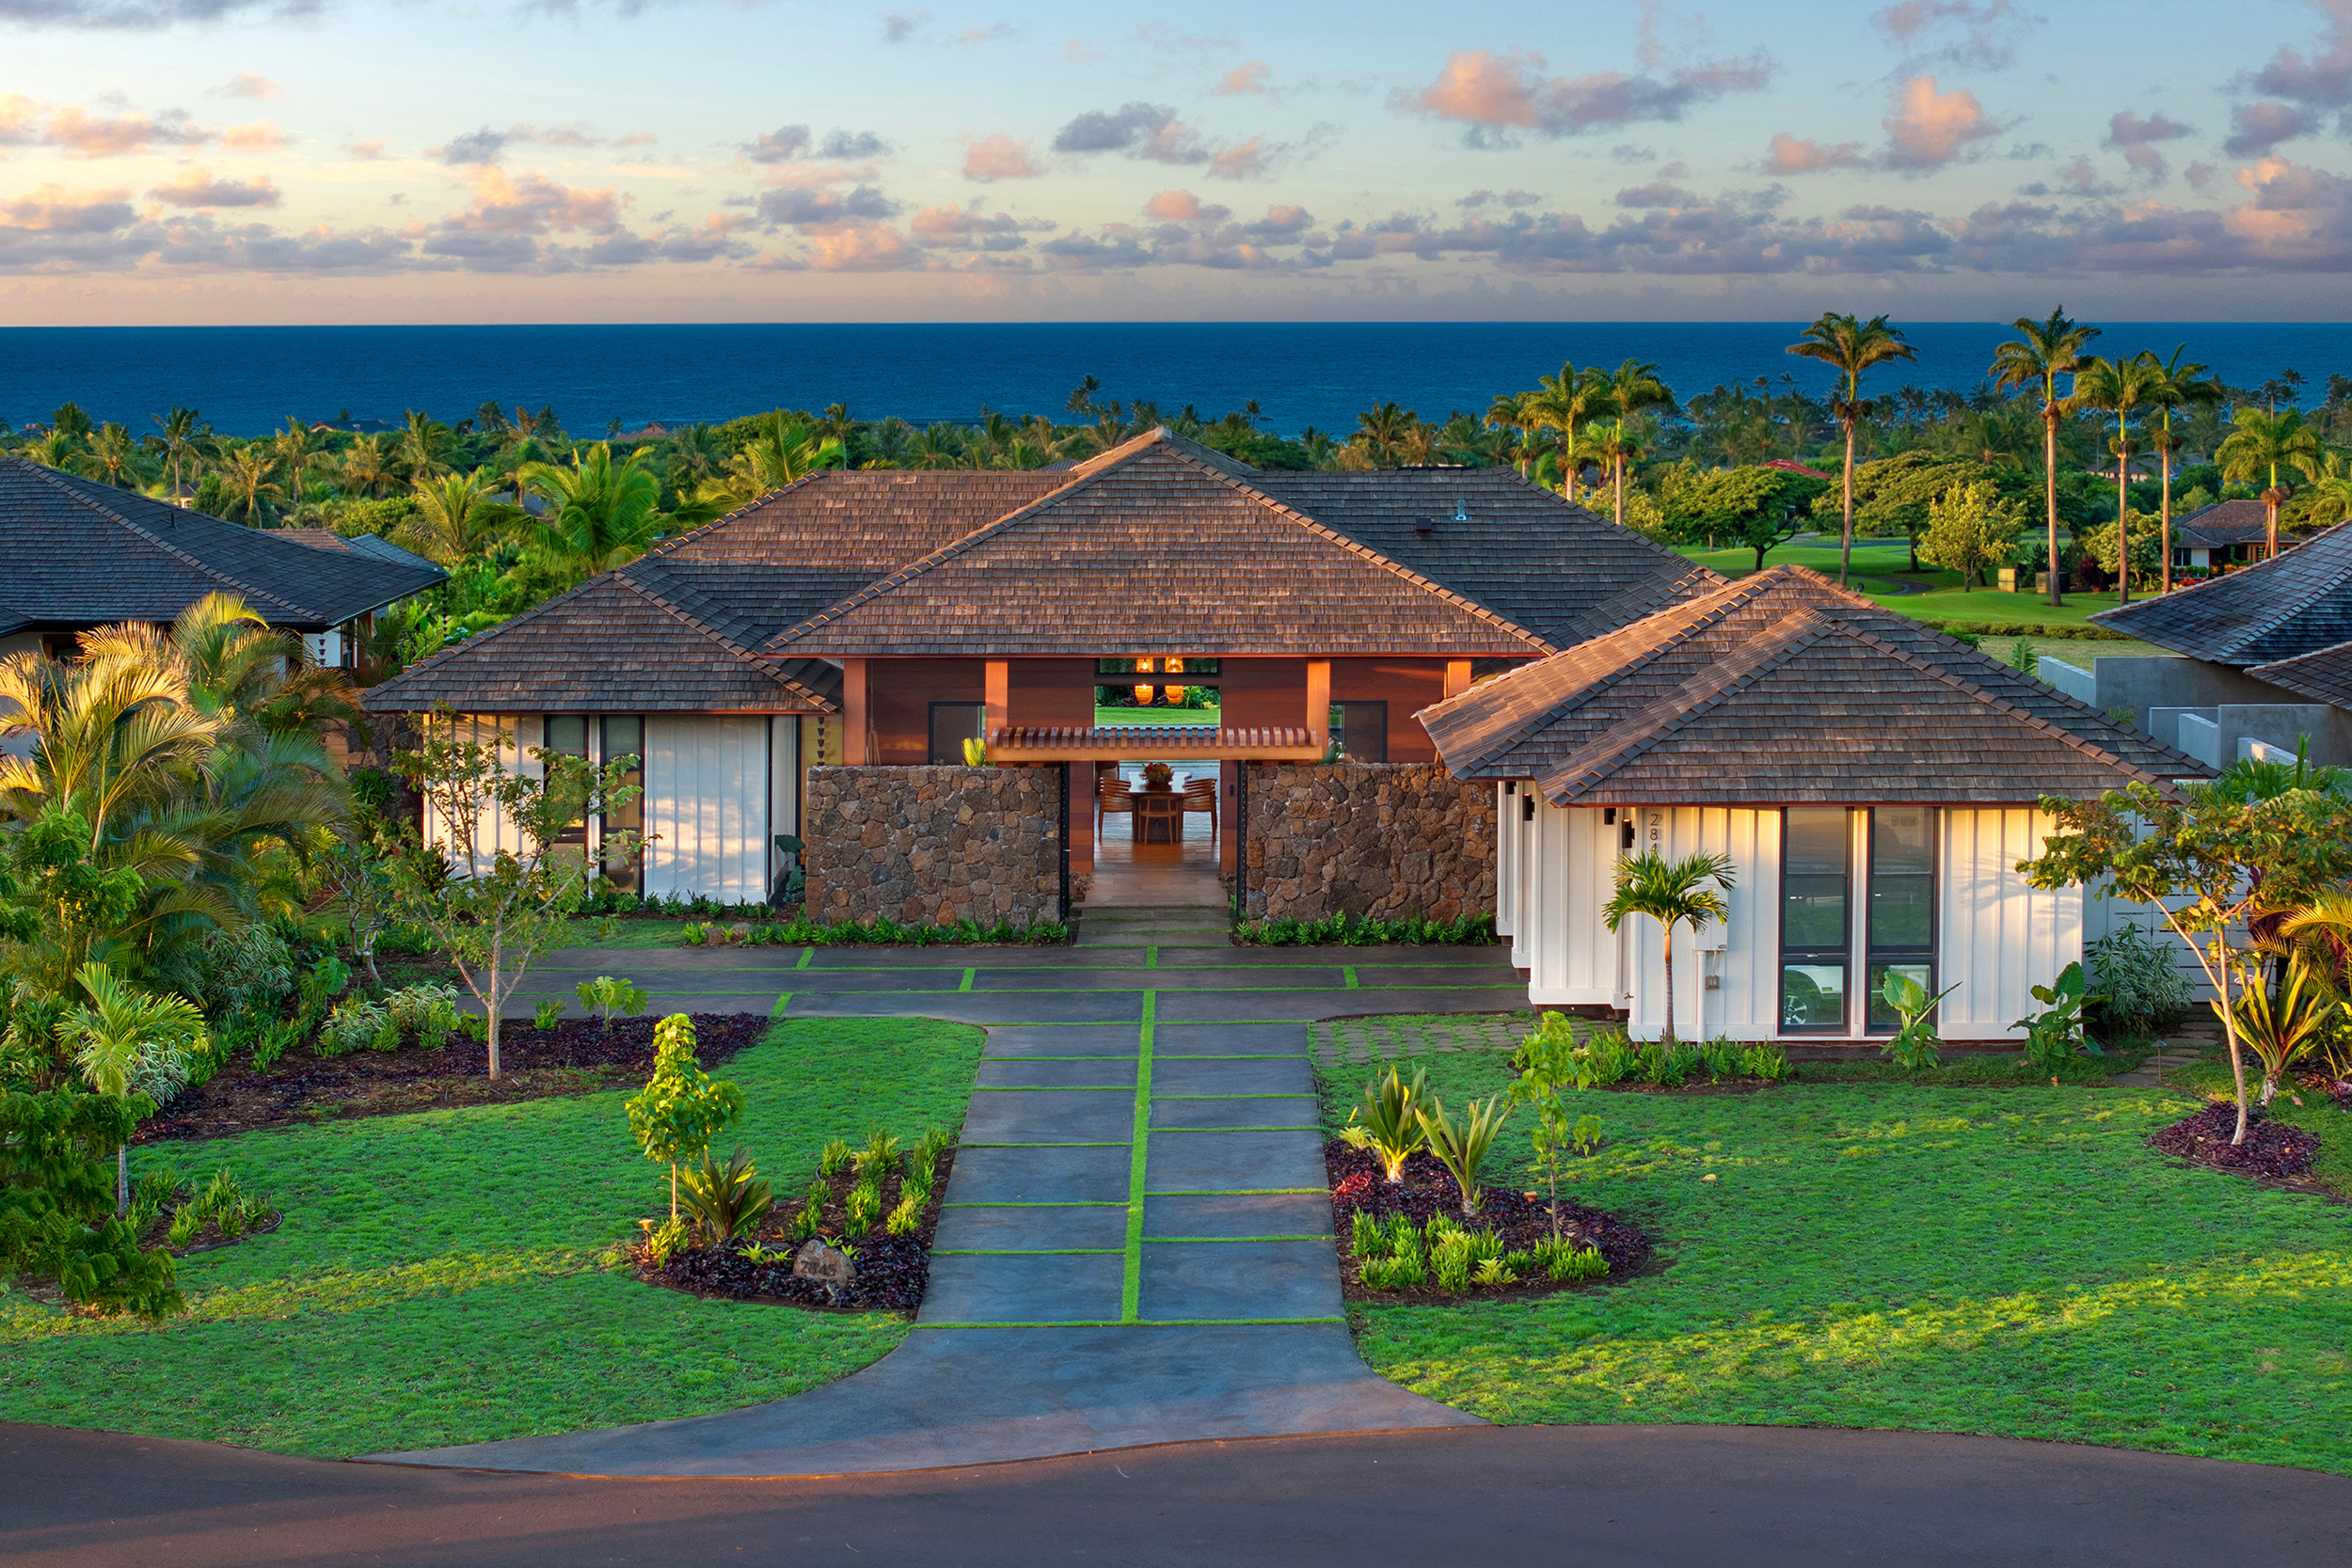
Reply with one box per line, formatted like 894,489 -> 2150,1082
1937,808 -> 2082,1040
1518,800 -> 1624,1009
1612,807 -> 1781,1043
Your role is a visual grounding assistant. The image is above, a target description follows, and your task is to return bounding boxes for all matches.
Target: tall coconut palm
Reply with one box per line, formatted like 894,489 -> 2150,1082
148,406 -> 208,500
1350,402 -> 1418,467
1484,389 -> 1532,470
2142,346 -> 2224,594
1788,313 -> 1919,588
2297,451 -> 2352,530
24,430 -> 80,469
713,411 -> 847,502
519,442 -> 665,574
63,962 -> 206,1214
338,436 -> 395,499
50,401 -> 95,445
269,415 -> 326,486
1989,307 -> 2100,607
215,446 -> 283,527
394,409 -> 454,483
2217,406 -> 2324,558
1601,848 -> 1735,1045
402,467 -> 524,566
75,422 -> 146,489
2069,354 -> 2163,605
1597,358 -> 1675,530
1519,361 -> 1610,502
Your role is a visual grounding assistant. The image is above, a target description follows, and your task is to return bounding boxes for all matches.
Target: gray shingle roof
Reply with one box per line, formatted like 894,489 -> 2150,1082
2169,499 -> 2274,549
0,456 -> 445,629
1422,566 -> 2206,806
2091,519 -> 2352,664
2247,640 -> 2352,709
364,573 -> 837,714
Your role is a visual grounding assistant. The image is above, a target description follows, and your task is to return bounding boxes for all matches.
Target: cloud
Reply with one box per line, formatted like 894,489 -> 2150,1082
882,10 -> 921,42
1457,187 -> 1543,208
754,183 -> 898,229
742,124 -> 890,164
219,120 -> 287,153
907,202 -> 1036,250
208,71 -> 279,99
1398,45 -> 1774,145
1145,187 -> 1202,220
1868,0 -> 2040,72
961,132 -> 1041,181
346,137 -> 389,160
439,166 -> 625,236
1243,203 -> 1311,236
2105,108 -> 2192,181
2239,0 -> 2352,131
613,130 -> 656,148
0,181 -> 133,230
1882,75 -> 2000,168
2225,100 -> 2322,156
743,124 -> 810,163
0,93 -> 39,153
1216,60 -> 1270,95
45,104 -> 213,158
0,0 -> 326,27
1615,179 -> 1697,207
818,129 -> 893,159
805,224 -> 918,271
434,127 -> 511,166
430,122 -> 633,166
1764,132 -> 1865,173
1053,101 -> 1180,153
149,167 -> 279,206
1208,137 -> 1273,180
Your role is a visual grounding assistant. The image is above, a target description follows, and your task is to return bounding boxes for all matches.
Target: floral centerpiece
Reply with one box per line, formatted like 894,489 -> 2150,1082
1140,762 -> 1175,790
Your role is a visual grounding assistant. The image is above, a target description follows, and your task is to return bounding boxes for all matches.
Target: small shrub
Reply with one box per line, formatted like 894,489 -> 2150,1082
1429,1234 -> 1475,1292
681,923 -> 707,946
1881,971 -> 1958,1069
886,1196 -> 922,1236
677,1147 -> 773,1244
575,974 -> 649,1031
317,997 -> 389,1058
385,982 -> 462,1047
532,998 -> 565,1032
644,1215 -> 689,1265
819,1139 -> 855,1178
2015,960 -> 2100,1070
789,1198 -> 823,1242
1739,1043 -> 1790,1081
1418,1094 -> 1510,1215
296,954 -> 352,1019
166,1206 -> 203,1248
2088,920 -> 2194,1044
1535,1236 -> 1608,1281
249,1016 -> 303,1071
856,1129 -> 903,1174
1471,1255 -> 1518,1287
1573,1028 -> 1640,1088
1699,1037 -> 1741,1079
1348,1064 -> 1430,1181
1361,1253 -> 1426,1290
1350,1209 -> 1386,1259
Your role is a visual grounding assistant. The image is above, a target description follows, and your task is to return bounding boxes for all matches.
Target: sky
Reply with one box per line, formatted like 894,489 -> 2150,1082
3,0 -> 2351,324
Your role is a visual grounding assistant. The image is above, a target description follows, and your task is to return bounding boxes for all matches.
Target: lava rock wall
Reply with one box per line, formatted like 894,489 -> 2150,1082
803,765 -> 1063,926
1241,763 -> 1495,922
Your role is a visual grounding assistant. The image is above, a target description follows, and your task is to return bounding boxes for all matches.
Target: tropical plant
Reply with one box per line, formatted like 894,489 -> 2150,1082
2012,960 -> 2100,1070
2221,953 -> 2331,1107
59,962 -> 205,1213
520,442 -> 666,574
1989,306 -> 2101,607
2216,406 -> 2324,558
677,1146 -> 773,1245
1881,971 -> 1959,1069
2141,347 -> 2224,594
148,406 -> 208,499
1600,848 -> 1735,1044
1597,358 -> 1675,530
2069,354 -> 2164,605
213,447 -> 283,527
401,467 -> 524,566
394,409 -> 456,482
1508,1012 -> 1581,1243
1342,1063 -> 1428,1182
0,1081 -> 183,1316
2086,919 -> 2194,1044
575,974 -> 649,1032
386,714 -> 641,1076
76,422 -> 147,490
1416,1093 -> 1509,1215
338,436 -> 397,499
1518,361 -> 1612,502
1788,312 -> 1919,585
625,1014 -> 745,1219
713,411 -> 847,503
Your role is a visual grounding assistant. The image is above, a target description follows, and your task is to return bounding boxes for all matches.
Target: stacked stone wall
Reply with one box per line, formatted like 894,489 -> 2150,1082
1241,763 -> 1494,922
803,766 -> 1063,926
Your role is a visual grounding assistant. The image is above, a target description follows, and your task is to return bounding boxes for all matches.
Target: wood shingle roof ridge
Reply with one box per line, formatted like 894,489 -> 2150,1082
361,570 -> 626,702
756,428 -> 1555,657
1540,609 -> 1836,800
606,570 -> 835,709
627,472 -> 827,566
8,456 -> 321,622
1419,566 -> 1813,776
2090,518 -> 2352,661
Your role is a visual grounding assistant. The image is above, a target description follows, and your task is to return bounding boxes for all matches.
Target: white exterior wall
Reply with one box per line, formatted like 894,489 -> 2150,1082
1936,808 -> 2084,1040
1525,800 -> 1620,1007
1495,781 -> 1519,944
1619,807 -> 1780,1042
421,714 -> 541,869
643,715 -> 772,903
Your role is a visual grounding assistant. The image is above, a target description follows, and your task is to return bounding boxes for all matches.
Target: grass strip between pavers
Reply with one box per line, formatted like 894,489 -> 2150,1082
961,1141 -> 1132,1148
974,1085 -> 1132,1092
1145,1188 -> 1327,1196
1151,1125 -> 1322,1133
933,1248 -> 1123,1257
796,946 -> 814,969
959,968 -> 976,991
1140,1235 -> 1329,1244
1152,1092 -> 1311,1100
913,1318 -> 1346,1330
1120,991 -> 1155,1323
941,1200 -> 1125,1209
1344,965 -> 1359,989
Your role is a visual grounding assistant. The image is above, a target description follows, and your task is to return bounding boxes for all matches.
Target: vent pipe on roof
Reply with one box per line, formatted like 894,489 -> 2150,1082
1454,498 -> 1470,524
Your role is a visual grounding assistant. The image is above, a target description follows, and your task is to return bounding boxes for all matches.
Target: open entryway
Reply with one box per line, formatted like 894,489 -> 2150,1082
1086,759 -> 1227,911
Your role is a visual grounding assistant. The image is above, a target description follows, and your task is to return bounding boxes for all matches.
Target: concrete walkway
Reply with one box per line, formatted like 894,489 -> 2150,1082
367,911 -> 1523,1477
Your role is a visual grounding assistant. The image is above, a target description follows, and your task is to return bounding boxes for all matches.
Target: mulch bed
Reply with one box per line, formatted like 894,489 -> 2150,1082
136,1013 -> 770,1143
1326,1139 -> 1652,1306
2150,1101 -> 2320,1180
634,1147 -> 955,1313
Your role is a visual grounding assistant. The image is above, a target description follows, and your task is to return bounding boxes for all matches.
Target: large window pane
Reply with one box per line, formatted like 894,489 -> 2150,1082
930,702 -> 985,765
1782,964 -> 1847,1029
599,715 -> 644,892
1780,807 -> 1851,1034
1867,960 -> 1935,1031
1866,807 -> 1936,1036
1783,875 -> 1848,947
1784,807 -> 1849,874
1868,876 -> 1935,949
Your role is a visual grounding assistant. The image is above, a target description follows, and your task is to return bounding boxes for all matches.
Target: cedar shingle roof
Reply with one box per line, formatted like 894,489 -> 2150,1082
365,573 -> 836,713
760,434 -> 1561,657
2092,519 -> 2352,664
1422,566 -> 2206,806
0,455 -> 444,629
2247,640 -> 2352,709
2169,499 -> 2274,549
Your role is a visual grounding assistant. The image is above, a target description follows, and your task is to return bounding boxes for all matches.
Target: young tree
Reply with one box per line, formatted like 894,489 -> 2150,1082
2022,781 -> 2352,1145
388,715 -> 641,1078
0,1081 -> 183,1318
59,963 -> 205,1214
1919,481 -> 2026,588
1601,849 -> 1735,1044
1990,307 -> 2101,608
1509,1013 -> 1582,1243
626,1014 -> 744,1219
1788,312 -> 1918,587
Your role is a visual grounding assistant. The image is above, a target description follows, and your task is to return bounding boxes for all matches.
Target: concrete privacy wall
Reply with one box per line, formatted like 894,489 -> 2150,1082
1241,763 -> 1495,922
803,765 -> 1062,926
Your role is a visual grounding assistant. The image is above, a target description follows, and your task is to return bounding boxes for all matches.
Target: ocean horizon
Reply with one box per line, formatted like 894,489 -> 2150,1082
4,320 -> 2345,438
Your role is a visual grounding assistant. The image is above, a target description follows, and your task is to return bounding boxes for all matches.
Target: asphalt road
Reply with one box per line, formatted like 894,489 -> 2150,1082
8,1420 -> 2350,1567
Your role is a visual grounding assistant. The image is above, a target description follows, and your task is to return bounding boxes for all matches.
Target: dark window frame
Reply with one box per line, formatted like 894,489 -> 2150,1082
543,714 -> 591,846
598,714 -> 644,892
1779,806 -> 1852,1036
1863,806 -> 1939,1036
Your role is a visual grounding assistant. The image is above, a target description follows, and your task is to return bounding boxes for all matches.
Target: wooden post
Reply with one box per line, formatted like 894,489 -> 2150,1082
1444,659 -> 1471,699
843,658 -> 869,766
1070,760 -> 1096,885
1306,659 -> 1331,748
984,659 -> 1009,741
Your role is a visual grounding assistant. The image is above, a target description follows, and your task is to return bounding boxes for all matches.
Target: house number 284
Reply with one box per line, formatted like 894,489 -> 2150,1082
1646,810 -> 1662,846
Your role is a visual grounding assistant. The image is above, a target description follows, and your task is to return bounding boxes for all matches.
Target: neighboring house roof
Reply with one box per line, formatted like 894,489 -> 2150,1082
366,427 -> 1721,710
1422,566 -> 2206,807
1760,457 -> 1831,480
276,528 -> 442,574
2246,641 -> 2352,709
365,573 -> 839,713
2091,519 -> 2352,664
0,456 -> 446,630
2169,499 -> 2276,549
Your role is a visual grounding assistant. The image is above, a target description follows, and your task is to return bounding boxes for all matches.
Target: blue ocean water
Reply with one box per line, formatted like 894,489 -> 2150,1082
2,321 -> 2346,438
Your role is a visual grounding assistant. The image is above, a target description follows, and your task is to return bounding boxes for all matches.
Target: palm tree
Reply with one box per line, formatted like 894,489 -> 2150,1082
50,401 -> 95,445
215,447 -> 284,527
2142,347 -> 2223,594
1484,390 -> 1531,469
402,467 -> 524,566
519,443 -> 665,574
2069,354 -> 2163,605
1354,402 -> 1419,467
63,962 -> 207,1213
2217,406 -> 2324,558
269,415 -> 327,486
906,423 -> 964,469
1583,420 -> 1642,529
1597,359 -> 1675,530
149,406 -> 208,500
1989,307 -> 2100,607
394,409 -> 454,483
1788,313 -> 1919,587
714,411 -> 847,502
2296,451 -> 2352,530
1518,361 -> 1610,502
1600,848 -> 1735,1045
24,430 -> 80,469
338,436 -> 395,499
75,422 -> 146,489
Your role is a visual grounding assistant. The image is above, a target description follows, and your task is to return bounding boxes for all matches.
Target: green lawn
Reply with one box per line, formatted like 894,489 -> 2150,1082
0,1016 -> 985,1458
1314,1020 -> 2352,1475
1095,705 -> 1222,727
